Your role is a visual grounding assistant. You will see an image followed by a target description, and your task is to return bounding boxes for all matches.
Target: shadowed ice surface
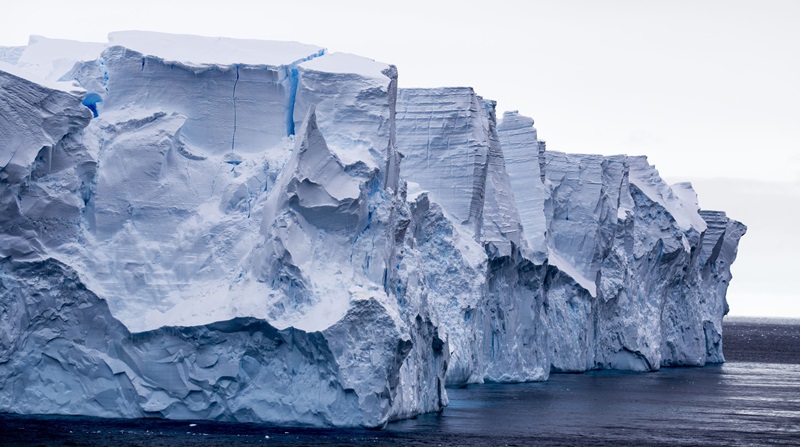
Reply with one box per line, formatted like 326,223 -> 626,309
1,319 -> 798,446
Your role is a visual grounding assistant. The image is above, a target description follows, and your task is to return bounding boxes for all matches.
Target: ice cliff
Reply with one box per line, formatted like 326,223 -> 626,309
0,32 -> 745,427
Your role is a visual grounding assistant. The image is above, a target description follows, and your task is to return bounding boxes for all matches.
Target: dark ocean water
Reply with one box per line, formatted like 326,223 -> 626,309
2,318 -> 799,446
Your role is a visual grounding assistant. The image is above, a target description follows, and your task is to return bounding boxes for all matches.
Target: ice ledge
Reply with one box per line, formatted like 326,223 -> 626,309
299,52 -> 392,80
108,31 -> 325,69
0,60 -> 85,94
15,35 -> 105,82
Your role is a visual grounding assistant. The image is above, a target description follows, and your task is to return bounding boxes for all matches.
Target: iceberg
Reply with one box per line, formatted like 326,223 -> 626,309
0,31 -> 745,427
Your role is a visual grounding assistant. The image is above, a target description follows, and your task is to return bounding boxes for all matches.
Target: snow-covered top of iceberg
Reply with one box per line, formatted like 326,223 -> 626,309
500,110 -> 535,128
108,30 -> 325,68
0,59 -> 83,93
15,35 -> 105,82
299,52 -> 391,79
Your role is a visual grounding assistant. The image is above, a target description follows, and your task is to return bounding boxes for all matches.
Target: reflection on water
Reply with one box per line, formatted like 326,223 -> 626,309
385,318 -> 800,444
388,362 -> 800,445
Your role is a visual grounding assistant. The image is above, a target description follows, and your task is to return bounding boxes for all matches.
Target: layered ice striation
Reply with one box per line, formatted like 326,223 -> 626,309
0,31 -> 745,427
103,31 -> 325,153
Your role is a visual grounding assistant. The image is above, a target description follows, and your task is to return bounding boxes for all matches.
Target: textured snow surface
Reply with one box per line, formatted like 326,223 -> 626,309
0,31 -> 745,428
0,62 -> 91,187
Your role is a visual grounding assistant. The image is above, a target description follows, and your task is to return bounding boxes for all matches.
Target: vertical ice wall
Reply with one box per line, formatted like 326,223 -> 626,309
398,101 -> 746,379
396,88 -> 490,236
396,91 -> 552,384
103,31 -> 325,154
293,52 -> 399,186
497,111 -> 548,263
480,101 -> 525,258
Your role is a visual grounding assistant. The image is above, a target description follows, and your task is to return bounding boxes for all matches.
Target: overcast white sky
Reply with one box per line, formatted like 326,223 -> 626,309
2,0 -> 798,317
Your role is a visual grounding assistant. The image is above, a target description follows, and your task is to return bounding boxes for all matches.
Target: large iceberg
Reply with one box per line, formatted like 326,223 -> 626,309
0,32 -> 745,427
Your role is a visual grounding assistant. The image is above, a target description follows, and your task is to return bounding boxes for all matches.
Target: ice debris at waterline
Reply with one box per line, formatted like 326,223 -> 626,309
0,31 -> 746,428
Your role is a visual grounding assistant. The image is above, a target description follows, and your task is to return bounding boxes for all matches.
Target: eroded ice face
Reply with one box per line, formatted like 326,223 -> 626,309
0,30 -> 745,428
